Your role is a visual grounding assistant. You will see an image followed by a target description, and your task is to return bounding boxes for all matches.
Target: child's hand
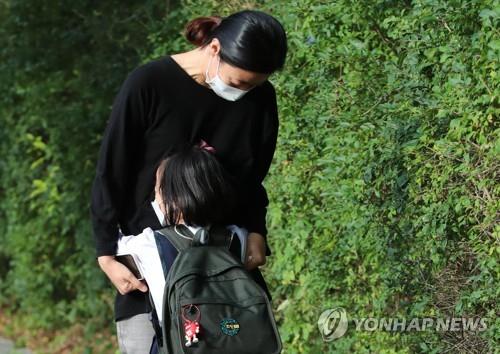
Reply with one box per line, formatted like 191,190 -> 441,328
98,256 -> 148,295
244,232 -> 267,270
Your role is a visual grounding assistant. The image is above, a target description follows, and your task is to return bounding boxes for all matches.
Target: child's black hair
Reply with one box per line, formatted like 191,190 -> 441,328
158,144 -> 236,227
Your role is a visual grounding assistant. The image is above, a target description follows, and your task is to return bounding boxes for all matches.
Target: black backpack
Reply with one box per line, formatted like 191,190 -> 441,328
150,224 -> 282,354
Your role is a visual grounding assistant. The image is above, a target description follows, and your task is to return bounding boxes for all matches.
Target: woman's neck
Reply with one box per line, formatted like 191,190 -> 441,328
171,47 -> 209,87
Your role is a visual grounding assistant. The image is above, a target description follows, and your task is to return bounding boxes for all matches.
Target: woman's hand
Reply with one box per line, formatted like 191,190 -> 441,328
98,256 -> 148,295
244,232 -> 267,270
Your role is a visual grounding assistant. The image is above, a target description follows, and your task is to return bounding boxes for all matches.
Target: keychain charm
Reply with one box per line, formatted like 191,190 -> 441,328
182,304 -> 201,347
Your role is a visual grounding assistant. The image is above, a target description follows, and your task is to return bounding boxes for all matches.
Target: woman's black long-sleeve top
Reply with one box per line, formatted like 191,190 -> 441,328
90,56 -> 278,320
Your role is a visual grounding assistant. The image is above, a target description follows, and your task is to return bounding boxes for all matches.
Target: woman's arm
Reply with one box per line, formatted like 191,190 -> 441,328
242,82 -> 279,268
90,65 -> 152,292
90,66 -> 151,257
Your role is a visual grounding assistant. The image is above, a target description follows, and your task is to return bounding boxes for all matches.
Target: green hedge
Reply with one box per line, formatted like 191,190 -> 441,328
0,0 -> 498,353
0,0 -> 166,336
263,1 -> 498,352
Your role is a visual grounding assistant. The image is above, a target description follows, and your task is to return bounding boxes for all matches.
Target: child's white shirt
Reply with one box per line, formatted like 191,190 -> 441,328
116,199 -> 248,324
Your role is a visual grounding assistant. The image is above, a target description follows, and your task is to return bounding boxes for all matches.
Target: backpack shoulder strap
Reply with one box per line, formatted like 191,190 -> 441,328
147,290 -> 164,348
155,225 -> 194,252
192,227 -> 209,247
207,224 -> 234,249
155,224 -> 234,251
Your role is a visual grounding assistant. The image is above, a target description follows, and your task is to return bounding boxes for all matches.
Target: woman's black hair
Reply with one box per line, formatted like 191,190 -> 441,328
184,10 -> 287,74
158,145 -> 236,227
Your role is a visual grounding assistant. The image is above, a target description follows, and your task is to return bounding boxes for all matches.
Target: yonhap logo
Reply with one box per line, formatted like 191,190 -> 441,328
317,308 -> 489,342
317,307 -> 348,341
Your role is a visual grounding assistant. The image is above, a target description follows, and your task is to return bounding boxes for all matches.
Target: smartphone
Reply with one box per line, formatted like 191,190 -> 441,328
115,254 -> 144,280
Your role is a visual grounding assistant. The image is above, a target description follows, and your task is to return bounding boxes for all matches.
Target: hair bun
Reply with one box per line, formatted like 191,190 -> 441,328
184,16 -> 223,47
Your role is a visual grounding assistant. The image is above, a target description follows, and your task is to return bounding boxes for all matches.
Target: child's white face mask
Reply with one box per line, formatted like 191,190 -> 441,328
205,55 -> 250,101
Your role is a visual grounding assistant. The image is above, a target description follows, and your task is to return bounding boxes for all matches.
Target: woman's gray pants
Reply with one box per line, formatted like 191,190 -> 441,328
116,312 -> 155,354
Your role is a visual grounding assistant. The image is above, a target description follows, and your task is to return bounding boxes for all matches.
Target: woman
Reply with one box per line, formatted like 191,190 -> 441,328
90,9 -> 287,353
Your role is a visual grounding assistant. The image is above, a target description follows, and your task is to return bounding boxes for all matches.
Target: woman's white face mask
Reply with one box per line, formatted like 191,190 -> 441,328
205,55 -> 250,101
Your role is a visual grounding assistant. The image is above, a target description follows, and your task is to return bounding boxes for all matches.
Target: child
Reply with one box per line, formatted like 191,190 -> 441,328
116,142 -> 248,325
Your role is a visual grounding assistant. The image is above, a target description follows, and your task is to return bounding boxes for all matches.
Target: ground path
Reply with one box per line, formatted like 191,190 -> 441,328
0,337 -> 31,354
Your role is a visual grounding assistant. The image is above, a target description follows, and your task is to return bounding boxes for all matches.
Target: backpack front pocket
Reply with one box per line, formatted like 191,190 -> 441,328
175,296 -> 280,354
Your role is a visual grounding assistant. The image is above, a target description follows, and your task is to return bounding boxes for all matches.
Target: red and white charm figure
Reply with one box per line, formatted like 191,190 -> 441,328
182,304 -> 201,347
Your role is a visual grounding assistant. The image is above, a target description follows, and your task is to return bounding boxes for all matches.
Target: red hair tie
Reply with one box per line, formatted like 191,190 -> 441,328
198,139 -> 216,154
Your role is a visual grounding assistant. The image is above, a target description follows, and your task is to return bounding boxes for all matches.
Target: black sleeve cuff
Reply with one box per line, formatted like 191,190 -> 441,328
95,241 -> 118,257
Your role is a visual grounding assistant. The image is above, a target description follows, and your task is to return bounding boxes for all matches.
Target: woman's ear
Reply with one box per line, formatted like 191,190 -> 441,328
207,37 -> 221,56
